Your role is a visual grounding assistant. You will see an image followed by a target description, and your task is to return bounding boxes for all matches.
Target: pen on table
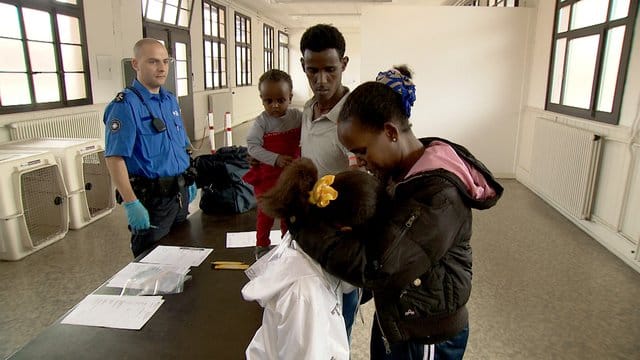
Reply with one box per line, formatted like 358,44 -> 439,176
179,247 -> 207,251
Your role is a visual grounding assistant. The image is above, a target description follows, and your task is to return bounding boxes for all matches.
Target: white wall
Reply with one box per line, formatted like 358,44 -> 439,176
516,1 -> 640,271
360,6 -> 533,177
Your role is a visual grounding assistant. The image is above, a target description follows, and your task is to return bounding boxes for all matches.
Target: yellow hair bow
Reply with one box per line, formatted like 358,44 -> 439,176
309,175 -> 338,208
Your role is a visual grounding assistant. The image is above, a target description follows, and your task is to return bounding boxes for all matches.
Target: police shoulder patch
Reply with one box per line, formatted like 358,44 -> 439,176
110,119 -> 121,132
114,92 -> 125,103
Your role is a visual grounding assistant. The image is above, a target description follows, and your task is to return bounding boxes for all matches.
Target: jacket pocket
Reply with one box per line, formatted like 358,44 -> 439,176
396,269 -> 447,318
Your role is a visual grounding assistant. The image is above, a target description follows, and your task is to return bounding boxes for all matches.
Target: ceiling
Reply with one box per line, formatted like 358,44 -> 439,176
231,0 -> 451,30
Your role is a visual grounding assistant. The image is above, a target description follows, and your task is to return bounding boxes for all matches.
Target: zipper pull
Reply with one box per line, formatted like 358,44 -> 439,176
177,192 -> 183,209
382,335 -> 391,354
405,213 -> 417,228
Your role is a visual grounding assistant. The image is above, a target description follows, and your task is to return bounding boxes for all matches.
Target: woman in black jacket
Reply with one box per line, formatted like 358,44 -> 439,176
290,65 -> 503,360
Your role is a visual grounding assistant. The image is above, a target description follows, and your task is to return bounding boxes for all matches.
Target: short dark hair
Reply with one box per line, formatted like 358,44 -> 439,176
258,69 -> 293,91
339,65 -> 414,131
300,24 -> 346,58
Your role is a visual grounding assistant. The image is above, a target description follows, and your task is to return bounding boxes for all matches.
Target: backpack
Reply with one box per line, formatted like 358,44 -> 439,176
193,146 -> 256,214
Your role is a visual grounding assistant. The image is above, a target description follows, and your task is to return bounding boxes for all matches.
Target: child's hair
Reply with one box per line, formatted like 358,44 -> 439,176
258,69 -> 293,92
300,24 -> 346,58
259,158 -> 383,226
339,65 -> 414,132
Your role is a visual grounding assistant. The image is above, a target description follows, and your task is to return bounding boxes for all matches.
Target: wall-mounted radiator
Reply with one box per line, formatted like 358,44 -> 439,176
530,117 -> 602,220
8,112 -> 103,141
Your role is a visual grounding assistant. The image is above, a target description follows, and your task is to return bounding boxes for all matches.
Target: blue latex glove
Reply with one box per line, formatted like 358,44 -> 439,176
123,199 -> 150,231
188,183 -> 197,204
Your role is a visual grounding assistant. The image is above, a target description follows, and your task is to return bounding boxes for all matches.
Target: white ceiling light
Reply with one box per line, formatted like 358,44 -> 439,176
268,0 -> 391,3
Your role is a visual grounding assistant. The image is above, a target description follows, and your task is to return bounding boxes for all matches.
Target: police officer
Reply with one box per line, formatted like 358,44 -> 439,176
104,38 -> 197,257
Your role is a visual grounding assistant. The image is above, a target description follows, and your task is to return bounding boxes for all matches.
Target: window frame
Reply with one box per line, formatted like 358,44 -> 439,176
263,24 -> 274,73
234,12 -> 251,87
0,0 -> 92,114
545,0 -> 639,125
202,0 -> 227,90
141,0 -> 194,30
278,31 -> 289,72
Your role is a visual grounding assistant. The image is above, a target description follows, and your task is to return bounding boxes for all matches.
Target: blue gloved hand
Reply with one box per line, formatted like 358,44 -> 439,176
188,183 -> 197,204
123,199 -> 150,231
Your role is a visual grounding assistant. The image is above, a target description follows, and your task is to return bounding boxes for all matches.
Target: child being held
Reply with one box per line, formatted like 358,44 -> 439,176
243,69 -> 302,260
241,158 -> 386,360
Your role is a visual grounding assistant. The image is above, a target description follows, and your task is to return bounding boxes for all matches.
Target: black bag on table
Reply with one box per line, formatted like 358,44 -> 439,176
193,146 -> 256,214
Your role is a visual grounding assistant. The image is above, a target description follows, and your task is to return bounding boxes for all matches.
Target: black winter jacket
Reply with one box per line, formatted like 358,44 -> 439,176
289,138 -> 503,346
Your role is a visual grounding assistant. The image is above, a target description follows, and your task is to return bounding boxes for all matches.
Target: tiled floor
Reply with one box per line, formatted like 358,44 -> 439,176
1,128 -> 639,359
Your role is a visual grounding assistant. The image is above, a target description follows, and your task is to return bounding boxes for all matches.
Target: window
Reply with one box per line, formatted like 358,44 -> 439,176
203,1 -> 226,89
278,31 -> 289,72
142,0 -> 193,28
263,24 -> 274,72
466,0 -> 519,6
234,12 -> 251,86
0,0 -> 91,114
546,0 -> 638,124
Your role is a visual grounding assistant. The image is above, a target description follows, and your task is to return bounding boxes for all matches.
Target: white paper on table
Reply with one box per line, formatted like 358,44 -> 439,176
106,262 -> 190,289
226,230 -> 283,248
140,246 -> 213,267
61,294 -> 164,330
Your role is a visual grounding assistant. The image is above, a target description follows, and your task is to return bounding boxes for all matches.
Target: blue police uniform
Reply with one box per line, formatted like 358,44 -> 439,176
104,79 -> 192,257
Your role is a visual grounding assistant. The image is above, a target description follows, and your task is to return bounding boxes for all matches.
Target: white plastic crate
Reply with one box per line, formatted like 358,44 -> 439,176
0,138 -> 115,229
0,149 -> 69,260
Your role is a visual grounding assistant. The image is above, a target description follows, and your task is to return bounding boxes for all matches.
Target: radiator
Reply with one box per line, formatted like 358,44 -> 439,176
530,117 -> 602,219
8,112 -> 103,141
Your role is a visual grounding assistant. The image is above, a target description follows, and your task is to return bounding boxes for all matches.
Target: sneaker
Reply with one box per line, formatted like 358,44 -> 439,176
254,245 -> 274,260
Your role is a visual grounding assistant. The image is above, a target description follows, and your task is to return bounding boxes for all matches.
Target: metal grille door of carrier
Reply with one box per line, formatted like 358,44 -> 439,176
20,166 -> 67,247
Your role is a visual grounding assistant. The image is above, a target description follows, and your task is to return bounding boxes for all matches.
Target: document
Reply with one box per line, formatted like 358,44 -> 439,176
106,262 -> 190,289
140,246 -> 213,267
61,294 -> 164,330
226,230 -> 283,248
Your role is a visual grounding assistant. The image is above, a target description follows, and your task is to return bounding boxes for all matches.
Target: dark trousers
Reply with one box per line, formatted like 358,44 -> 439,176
370,318 -> 469,360
343,289 -> 360,341
130,186 -> 189,258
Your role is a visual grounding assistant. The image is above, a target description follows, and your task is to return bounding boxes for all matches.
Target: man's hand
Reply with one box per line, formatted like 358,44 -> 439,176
275,155 -> 294,168
123,199 -> 151,231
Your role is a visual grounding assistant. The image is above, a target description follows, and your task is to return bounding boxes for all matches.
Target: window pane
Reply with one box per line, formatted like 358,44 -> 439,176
212,10 -> 219,37
213,71 -> 219,87
610,0 -> 630,20
0,73 -> 30,106
177,79 -> 188,96
167,0 -> 179,6
23,8 -> 53,42
177,60 -> 187,78
0,3 -> 21,39
175,42 -> 187,61
221,71 -> 226,87
557,5 -> 570,33
206,71 -> 212,88
204,40 -> 211,57
142,0 -> 148,16
0,38 -> 26,71
61,44 -> 84,71
570,0 -> 608,30
56,0 -> 78,4
64,73 -> 86,100
147,0 -> 163,21
219,21 -> 225,38
178,9 -> 189,27
28,41 -> 57,72
181,0 -> 191,10
163,5 -> 178,24
550,38 -> 566,104
203,4 -> 211,35
562,34 -> 599,109
33,73 -> 60,103
57,15 -> 81,44
597,26 -> 625,113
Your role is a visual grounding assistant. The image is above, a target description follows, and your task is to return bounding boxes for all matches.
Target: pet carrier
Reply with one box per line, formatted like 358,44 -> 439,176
0,138 -> 114,229
0,150 -> 69,260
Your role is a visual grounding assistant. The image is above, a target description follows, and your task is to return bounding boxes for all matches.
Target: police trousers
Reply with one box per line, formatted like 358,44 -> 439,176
130,185 -> 189,258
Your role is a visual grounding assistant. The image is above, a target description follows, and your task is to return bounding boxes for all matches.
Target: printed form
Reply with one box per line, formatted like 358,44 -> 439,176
61,294 -> 164,330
